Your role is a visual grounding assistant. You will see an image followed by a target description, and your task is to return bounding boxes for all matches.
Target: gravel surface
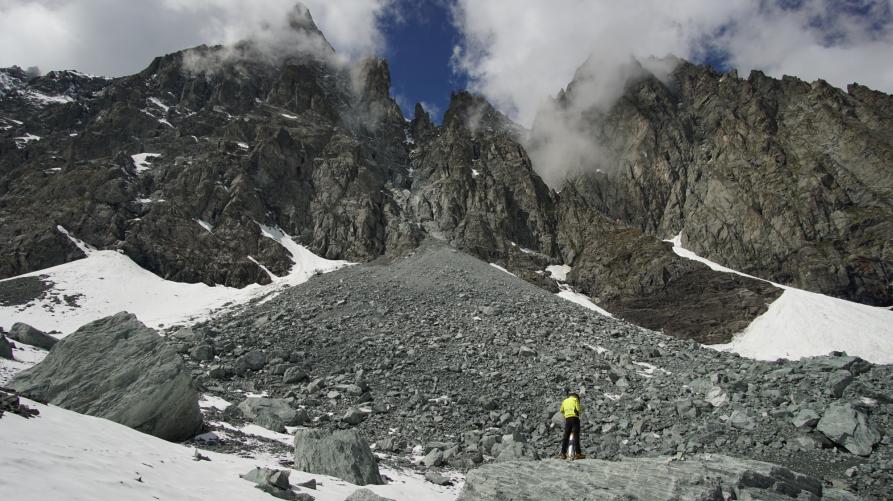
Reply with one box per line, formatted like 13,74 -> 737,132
170,241 -> 892,498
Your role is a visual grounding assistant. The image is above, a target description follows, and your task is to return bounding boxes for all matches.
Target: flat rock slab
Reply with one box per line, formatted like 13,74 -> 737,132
458,454 -> 856,501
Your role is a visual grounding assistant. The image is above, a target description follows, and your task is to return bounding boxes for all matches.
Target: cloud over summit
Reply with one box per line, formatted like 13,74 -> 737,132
0,0 -> 396,76
450,0 -> 893,127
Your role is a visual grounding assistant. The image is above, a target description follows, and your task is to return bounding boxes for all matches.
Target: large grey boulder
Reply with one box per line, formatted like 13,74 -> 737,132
817,402 -> 882,456
238,397 -> 307,432
9,312 -> 203,441
0,334 -> 12,360
293,428 -> 383,485
240,467 -> 296,500
458,454 -> 846,501
8,322 -> 58,350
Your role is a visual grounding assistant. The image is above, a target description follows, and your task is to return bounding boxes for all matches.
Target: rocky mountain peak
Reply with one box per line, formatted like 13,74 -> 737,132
442,91 -> 519,136
352,57 -> 392,103
410,102 -> 435,141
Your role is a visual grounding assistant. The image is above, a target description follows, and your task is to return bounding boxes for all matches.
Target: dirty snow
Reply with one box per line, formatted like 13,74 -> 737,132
667,233 -> 893,363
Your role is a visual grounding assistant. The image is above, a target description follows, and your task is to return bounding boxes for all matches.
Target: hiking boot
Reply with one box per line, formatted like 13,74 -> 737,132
574,453 -> 586,460
554,453 -> 567,460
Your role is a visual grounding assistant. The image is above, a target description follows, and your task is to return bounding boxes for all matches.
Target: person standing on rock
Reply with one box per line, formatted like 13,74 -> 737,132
557,392 -> 585,459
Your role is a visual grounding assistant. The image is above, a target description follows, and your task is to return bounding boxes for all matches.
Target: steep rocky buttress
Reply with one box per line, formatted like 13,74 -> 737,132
533,57 -> 893,306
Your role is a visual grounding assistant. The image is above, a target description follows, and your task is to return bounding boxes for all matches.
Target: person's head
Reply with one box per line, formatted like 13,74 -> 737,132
569,392 -> 580,400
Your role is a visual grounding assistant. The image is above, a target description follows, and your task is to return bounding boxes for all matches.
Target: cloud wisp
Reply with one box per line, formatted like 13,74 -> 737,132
0,0 -> 397,76
450,0 -> 893,188
451,0 -> 893,128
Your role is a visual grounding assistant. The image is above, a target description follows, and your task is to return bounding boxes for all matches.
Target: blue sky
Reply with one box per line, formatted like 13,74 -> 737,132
380,1 -> 465,122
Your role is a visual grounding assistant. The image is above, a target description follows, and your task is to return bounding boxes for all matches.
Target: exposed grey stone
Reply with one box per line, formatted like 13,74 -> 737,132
9,312 -> 202,441
792,409 -> 821,429
729,409 -> 756,431
424,471 -> 452,486
0,334 -> 12,360
236,350 -> 266,372
344,488 -> 394,501
458,454 -> 830,501
238,397 -> 305,432
829,370 -> 854,398
283,366 -> 308,384
240,467 -> 296,500
190,344 -> 214,362
422,449 -> 444,467
817,402 -> 882,456
293,429 -> 383,485
8,322 -> 57,350
342,406 -> 365,425
705,386 -> 729,408
495,442 -> 540,462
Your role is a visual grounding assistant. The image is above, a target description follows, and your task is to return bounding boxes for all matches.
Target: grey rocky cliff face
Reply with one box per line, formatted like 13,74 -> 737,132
533,58 -> 893,305
404,91 -> 558,262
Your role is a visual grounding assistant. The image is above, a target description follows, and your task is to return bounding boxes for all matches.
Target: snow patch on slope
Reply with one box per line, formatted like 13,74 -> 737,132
544,264 -> 612,317
256,223 -> 351,286
488,263 -> 516,277
0,227 -> 349,334
667,233 -> 893,364
0,344 -> 47,386
556,284 -> 613,317
24,90 -> 74,105
546,264 -> 571,282
0,399 -> 460,501
131,153 -> 161,172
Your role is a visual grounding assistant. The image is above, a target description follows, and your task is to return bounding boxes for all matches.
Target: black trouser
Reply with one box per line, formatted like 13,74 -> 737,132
560,416 -> 582,454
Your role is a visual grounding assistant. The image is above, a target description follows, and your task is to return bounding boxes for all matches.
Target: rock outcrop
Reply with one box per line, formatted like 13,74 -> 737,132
817,402 -> 882,456
0,333 -> 12,360
238,397 -> 308,432
293,428 -> 383,485
532,56 -> 893,306
458,455 -> 854,501
9,312 -> 203,441
7,322 -> 57,350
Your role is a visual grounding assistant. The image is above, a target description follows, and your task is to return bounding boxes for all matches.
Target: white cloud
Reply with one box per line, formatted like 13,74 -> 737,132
451,0 -> 893,127
0,0 -> 395,76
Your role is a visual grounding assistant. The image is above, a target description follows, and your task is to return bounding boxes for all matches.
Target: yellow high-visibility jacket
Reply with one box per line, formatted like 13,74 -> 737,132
560,396 -> 581,418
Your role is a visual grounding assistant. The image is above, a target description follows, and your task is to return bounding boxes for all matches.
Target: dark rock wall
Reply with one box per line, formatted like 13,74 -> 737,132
2,31 -> 890,342
538,60 -> 893,305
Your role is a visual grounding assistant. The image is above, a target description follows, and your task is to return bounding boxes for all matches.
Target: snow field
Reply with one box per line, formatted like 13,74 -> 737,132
667,234 -> 893,363
0,225 -> 349,335
0,399 -> 460,501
